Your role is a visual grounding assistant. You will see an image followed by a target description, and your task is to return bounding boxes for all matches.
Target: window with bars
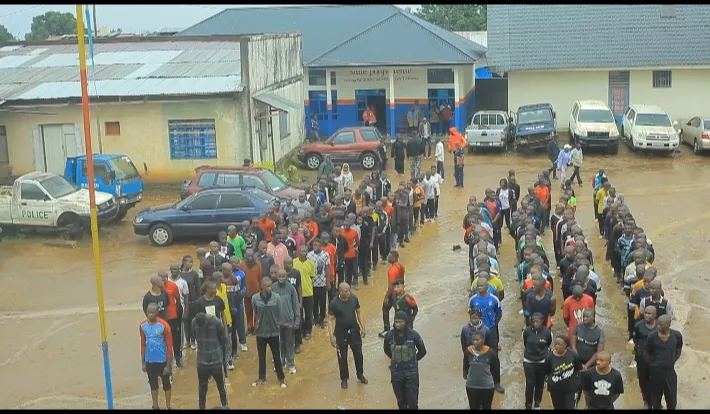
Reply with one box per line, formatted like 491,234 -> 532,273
652,70 -> 672,89
168,119 -> 217,159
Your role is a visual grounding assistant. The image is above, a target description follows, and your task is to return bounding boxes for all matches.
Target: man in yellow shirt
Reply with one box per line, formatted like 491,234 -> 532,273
412,178 -> 425,229
293,245 -> 316,340
594,181 -> 611,238
471,267 -> 505,302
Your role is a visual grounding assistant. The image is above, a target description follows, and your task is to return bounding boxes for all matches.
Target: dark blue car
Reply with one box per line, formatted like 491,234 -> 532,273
133,186 -> 276,246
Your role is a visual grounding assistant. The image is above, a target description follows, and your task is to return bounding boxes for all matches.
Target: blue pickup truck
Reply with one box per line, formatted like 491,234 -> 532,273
512,103 -> 557,152
64,154 -> 144,221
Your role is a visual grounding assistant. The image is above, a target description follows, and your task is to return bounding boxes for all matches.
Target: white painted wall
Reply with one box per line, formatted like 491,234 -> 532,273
629,68 -> 710,122
455,31 -> 488,48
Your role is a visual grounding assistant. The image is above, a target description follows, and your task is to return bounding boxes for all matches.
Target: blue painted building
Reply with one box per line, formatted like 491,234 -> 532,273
180,5 -> 487,139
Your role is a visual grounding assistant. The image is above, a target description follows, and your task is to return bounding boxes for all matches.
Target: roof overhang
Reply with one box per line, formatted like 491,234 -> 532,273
253,92 -> 300,112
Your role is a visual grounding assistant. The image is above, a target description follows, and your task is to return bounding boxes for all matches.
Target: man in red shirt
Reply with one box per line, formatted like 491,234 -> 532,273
321,232 -> 338,302
159,270 -> 182,369
562,284 -> 595,338
379,251 -> 406,337
340,216 -> 360,288
257,212 -> 276,242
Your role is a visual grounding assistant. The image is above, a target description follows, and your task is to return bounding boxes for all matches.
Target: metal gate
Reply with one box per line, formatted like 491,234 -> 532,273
32,123 -> 82,174
474,78 -> 508,114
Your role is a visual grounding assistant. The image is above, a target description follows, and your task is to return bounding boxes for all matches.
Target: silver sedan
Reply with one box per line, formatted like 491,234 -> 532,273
678,116 -> 710,154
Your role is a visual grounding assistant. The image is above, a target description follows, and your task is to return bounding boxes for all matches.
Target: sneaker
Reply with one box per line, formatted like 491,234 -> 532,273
629,361 -> 637,368
628,338 -> 634,344
341,379 -> 348,389
252,378 -> 265,387
280,380 -> 287,388
518,309 -> 524,315
533,405 -> 541,410
241,343 -> 248,352
353,283 -> 360,290
363,279 -> 369,286
190,341 -> 197,350
357,375 -> 369,384
295,345 -> 302,354
495,384 -> 506,394
289,366 -> 297,375
227,362 -> 235,371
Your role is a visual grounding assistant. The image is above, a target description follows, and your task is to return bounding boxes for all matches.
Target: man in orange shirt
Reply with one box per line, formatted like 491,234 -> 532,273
303,212 -> 319,246
562,285 -> 595,338
257,212 -> 276,242
534,179 -> 551,232
340,216 -> 360,288
321,231 -> 338,302
363,106 -> 376,126
448,126 -> 466,170
379,251 -> 406,337
159,270 -> 182,369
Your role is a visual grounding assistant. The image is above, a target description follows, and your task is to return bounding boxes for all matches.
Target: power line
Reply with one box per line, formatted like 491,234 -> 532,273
0,5 -> 43,21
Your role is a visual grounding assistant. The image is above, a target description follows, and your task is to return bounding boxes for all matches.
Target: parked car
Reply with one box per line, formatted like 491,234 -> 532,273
677,116 -> 710,154
621,105 -> 679,153
134,186 -> 276,247
64,153 -> 144,221
465,110 -> 511,152
0,172 -> 117,239
181,166 -> 301,200
298,126 -> 382,170
511,103 -> 557,152
568,100 -> 620,154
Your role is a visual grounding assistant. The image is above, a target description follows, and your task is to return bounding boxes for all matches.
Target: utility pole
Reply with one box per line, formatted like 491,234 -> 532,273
92,4 -> 98,38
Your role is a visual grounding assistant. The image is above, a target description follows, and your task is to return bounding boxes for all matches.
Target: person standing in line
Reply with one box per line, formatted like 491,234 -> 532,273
522,313 -> 553,410
225,258 -> 248,356
251,277 -> 287,388
645,314 -> 682,410
192,310 -> 229,410
140,303 -> 173,410
435,138 -> 445,179
293,245 -> 315,341
168,264 -> 189,359
180,255 -> 202,350
406,132 -> 424,181
226,225 -> 246,262
241,249 -> 262,335
340,217 -> 360,287
383,310 -> 427,410
394,184 -> 411,247
328,282 -> 368,389
570,308 -> 606,408
273,269 -> 300,375
468,277 -> 505,394
633,305 -> 658,409
419,117 -> 432,159
429,102 -> 440,136
464,330 -> 499,410
143,276 -> 169,324
453,142 -> 465,188
310,114 -> 320,142
545,336 -> 582,410
266,233 -> 289,270
283,256 -> 303,354
391,135 -> 407,176
562,285 -> 595,338
569,142 -> 584,186
430,165 -> 443,217
256,241 -> 275,279
582,351 -> 624,409
160,270 -> 182,370
496,178 -> 513,229
421,171 -> 436,223
378,137 -> 388,172
308,239 -> 332,328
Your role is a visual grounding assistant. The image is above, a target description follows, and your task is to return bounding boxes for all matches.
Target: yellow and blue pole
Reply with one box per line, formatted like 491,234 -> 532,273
76,5 -> 115,409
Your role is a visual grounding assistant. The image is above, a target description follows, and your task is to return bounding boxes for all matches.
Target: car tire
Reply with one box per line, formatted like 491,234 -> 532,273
113,208 -> 128,222
620,126 -> 625,140
149,223 -> 173,246
360,152 -> 377,170
305,153 -> 322,170
694,139 -> 700,155
609,143 -> 619,155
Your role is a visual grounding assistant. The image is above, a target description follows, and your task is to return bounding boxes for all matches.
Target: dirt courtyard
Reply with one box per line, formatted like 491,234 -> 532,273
1,143 -> 709,409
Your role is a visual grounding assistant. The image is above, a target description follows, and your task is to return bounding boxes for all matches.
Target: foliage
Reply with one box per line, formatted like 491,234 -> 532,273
0,24 -> 14,42
415,5 -> 487,31
25,11 -> 77,41
253,159 -> 302,185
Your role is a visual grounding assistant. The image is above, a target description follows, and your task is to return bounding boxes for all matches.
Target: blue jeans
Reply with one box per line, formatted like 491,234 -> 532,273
454,165 -> 464,186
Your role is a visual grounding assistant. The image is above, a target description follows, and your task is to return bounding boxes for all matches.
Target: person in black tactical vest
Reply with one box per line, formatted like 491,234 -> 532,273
383,310 -> 427,410
380,279 -> 418,337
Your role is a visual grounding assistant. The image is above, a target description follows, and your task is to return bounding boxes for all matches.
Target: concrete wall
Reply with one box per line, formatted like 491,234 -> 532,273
0,98 -> 246,182
507,68 -> 710,128
304,64 -> 475,137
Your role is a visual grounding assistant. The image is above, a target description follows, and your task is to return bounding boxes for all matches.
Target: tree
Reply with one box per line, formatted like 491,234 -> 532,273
25,11 -> 77,41
0,24 -> 14,42
415,5 -> 487,32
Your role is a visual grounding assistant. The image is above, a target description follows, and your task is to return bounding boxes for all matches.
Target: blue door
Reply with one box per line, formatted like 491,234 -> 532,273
356,89 -> 387,132
608,71 -> 630,129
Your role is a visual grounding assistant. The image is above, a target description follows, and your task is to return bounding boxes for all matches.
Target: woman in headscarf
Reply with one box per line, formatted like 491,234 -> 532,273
341,163 -> 354,192
318,154 -> 335,176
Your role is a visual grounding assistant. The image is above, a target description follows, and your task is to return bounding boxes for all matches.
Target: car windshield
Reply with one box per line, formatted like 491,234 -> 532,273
108,156 -> 140,180
41,175 -> 79,198
248,187 -> 277,204
704,120 -> 710,130
578,109 -> 615,123
260,170 -> 287,192
517,109 -> 552,124
636,113 -> 672,127
360,128 -> 383,141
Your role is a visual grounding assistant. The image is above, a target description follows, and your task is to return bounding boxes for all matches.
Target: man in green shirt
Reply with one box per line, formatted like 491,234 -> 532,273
227,225 -> 246,261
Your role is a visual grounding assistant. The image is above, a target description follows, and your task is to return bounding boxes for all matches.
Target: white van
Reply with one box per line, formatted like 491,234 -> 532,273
568,100 -> 620,154
621,105 -> 679,153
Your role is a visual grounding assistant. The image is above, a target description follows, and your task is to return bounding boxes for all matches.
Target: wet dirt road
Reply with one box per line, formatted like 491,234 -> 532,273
1,142 -> 710,409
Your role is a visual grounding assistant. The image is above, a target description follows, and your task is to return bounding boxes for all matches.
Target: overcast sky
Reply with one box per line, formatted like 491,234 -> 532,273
0,4 -> 420,39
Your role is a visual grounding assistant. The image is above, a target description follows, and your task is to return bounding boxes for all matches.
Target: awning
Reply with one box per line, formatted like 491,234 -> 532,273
253,92 -> 300,113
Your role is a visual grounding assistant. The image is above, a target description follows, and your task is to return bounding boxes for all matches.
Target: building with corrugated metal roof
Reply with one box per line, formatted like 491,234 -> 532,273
180,5 -> 487,138
487,4 -> 710,128
0,33 -> 305,180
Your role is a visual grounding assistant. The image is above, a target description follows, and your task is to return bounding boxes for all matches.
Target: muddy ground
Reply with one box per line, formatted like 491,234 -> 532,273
1,143 -> 709,409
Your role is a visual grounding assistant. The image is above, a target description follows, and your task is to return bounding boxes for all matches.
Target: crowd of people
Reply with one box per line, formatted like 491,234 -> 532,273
462,158 -> 681,410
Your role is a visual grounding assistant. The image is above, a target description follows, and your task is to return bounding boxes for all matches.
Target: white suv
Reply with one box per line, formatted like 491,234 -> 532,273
568,100 -> 620,154
621,104 -> 679,153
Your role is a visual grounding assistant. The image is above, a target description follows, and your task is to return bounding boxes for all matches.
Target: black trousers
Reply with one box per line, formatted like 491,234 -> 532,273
466,387 -> 495,410
569,166 -> 582,184
434,195 -> 440,216
413,206 -> 421,226
336,328 -> 364,380
336,265 -> 345,285
502,208 -> 511,229
358,245 -> 371,283
313,286 -> 327,324
436,161 -> 444,179
301,296 -> 314,335
627,308 -> 636,340
549,390 -> 575,410
547,161 -> 557,178
256,335 -> 285,381
397,208 -> 409,243
636,357 -> 652,406
197,365 -> 227,410
523,362 -> 546,407
344,258 -> 357,285
649,367 -> 677,410
183,303 -> 196,344
420,204 -> 427,222
168,318 -> 182,364
423,138 -> 432,158
425,199 -> 435,220
392,370 -> 420,409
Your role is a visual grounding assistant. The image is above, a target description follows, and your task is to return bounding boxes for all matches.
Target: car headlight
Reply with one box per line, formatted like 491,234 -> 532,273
610,129 -> 619,137
578,127 -> 587,137
134,216 -> 144,224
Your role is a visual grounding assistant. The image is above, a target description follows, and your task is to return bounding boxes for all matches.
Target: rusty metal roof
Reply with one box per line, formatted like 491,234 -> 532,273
0,39 -> 243,102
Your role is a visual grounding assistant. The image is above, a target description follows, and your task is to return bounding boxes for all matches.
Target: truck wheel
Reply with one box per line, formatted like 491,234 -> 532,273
608,143 -> 619,155
149,223 -> 173,246
58,213 -> 83,240
305,153 -> 322,170
113,208 -> 128,222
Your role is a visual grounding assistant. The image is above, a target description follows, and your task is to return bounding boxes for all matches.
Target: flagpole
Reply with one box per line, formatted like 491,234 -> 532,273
76,4 -> 114,410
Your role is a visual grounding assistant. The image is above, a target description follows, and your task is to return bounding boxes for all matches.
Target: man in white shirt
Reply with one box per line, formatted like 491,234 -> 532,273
429,165 -> 443,218
421,170 -> 436,223
435,139 -> 445,179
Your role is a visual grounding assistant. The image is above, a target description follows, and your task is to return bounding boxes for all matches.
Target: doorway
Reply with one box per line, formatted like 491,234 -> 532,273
356,89 -> 387,133
32,123 -> 82,174
427,88 -> 456,112
608,71 -> 630,129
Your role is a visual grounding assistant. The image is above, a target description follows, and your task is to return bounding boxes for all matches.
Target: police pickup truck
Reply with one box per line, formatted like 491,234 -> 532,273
0,172 -> 118,238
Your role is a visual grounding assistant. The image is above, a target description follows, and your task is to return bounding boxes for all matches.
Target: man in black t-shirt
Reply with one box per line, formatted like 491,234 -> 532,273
194,281 -> 226,322
143,275 -> 169,321
328,282 -> 368,390
644,314 -> 682,410
582,351 -> 624,409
